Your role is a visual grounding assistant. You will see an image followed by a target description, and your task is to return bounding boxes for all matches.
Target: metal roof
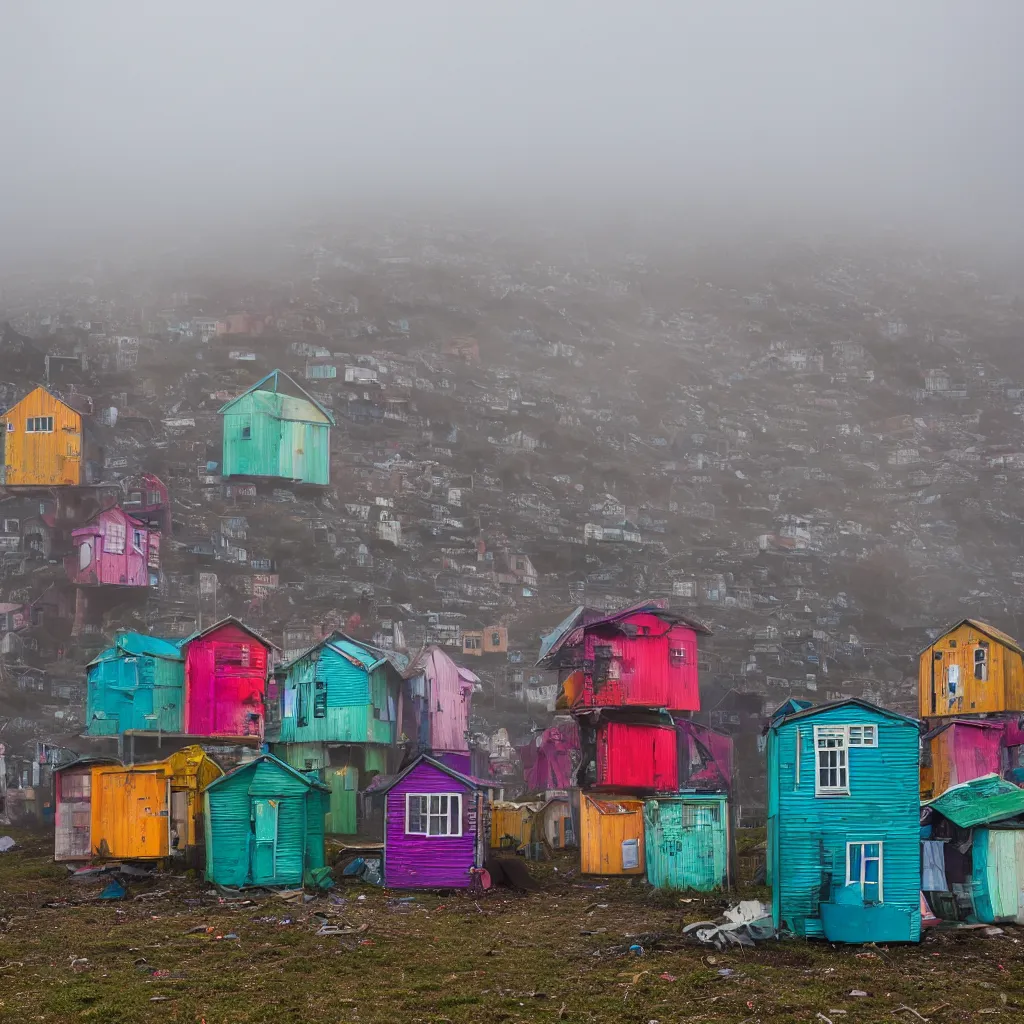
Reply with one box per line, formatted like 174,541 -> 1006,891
925,773 -> 1024,827
920,618 -> 1024,656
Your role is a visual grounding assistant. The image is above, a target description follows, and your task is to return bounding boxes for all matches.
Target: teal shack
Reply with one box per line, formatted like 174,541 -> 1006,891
203,753 -> 330,888
219,370 -> 335,486
644,792 -> 730,891
85,633 -> 184,737
923,774 -> 1024,925
767,698 -> 921,943
269,634 -> 405,834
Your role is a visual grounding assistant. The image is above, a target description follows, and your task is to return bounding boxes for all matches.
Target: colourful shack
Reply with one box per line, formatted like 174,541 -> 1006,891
578,793 -> 645,875
181,618 -> 274,739
67,506 -> 160,587
54,746 -> 222,864
919,618 -> 1024,720
270,633 -> 405,833
85,632 -> 184,737
767,699 -> 921,943
204,753 -> 330,888
538,601 -> 711,713
644,792 -> 730,891
923,774 -> 1024,925
379,754 -> 490,889
219,370 -> 334,486
0,385 -> 103,487
403,645 -> 478,756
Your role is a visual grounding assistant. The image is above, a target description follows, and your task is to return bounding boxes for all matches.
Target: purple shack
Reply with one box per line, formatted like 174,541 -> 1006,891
380,754 -> 491,888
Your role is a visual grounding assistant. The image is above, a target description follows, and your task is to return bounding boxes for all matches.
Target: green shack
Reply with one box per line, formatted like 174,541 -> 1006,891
219,369 -> 335,486
644,792 -> 731,891
203,753 -> 330,888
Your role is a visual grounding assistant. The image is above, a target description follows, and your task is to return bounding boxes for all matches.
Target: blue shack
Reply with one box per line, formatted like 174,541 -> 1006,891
644,792 -> 730,891
268,633 -> 405,834
203,753 -> 330,888
85,632 -> 184,737
767,698 -> 921,943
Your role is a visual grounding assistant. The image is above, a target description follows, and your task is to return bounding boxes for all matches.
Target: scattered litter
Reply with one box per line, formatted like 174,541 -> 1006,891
99,880 -> 127,901
629,944 -> 645,956
717,968 -> 735,977
69,957 -> 91,971
683,900 -> 775,950
304,865 -> 335,891
658,973 -> 677,982
849,990 -> 868,998
580,928 -> 608,935
150,996 -> 169,1002
895,1006 -> 930,1023
0,837 -> 16,852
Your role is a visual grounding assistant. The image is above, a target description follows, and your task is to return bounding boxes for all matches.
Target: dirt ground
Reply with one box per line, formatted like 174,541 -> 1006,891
0,827 -> 1021,1023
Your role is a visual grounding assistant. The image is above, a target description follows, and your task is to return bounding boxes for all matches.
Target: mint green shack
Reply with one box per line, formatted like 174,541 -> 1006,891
219,370 -> 334,485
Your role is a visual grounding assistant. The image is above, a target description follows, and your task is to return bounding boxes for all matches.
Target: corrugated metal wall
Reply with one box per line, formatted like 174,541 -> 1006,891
596,721 -> 677,792
769,705 -> 921,940
644,794 -> 728,891
384,761 -> 479,888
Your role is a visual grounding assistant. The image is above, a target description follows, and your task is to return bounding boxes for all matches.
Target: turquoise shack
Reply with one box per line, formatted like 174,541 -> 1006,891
85,632 -> 184,736
767,698 -> 921,943
644,792 -> 730,891
269,634 -> 404,834
219,369 -> 335,486
203,753 -> 330,888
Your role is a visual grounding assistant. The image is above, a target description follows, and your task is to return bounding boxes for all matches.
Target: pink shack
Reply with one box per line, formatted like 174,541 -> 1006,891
181,617 -> 274,738
67,506 -> 159,587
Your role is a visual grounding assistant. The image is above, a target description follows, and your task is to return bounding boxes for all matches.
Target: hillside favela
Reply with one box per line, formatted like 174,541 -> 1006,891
3,4 -> 1024,1023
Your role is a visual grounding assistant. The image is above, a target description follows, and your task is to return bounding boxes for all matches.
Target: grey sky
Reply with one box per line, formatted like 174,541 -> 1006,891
2,2 -> 1021,250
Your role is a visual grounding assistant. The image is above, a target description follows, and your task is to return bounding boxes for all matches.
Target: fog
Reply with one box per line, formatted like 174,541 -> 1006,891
2,2 -> 1022,254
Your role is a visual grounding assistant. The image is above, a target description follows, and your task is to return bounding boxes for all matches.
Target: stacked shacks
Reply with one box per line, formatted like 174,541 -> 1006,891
918,619 -> 1024,926
918,619 -> 1024,800
537,600 -> 733,890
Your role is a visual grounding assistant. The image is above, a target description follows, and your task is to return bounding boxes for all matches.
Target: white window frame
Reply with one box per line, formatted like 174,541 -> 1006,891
846,841 -> 884,903
404,792 -> 463,837
974,646 -> 989,682
104,521 -> 126,554
814,725 -> 849,796
847,724 -> 878,748
25,416 -> 54,433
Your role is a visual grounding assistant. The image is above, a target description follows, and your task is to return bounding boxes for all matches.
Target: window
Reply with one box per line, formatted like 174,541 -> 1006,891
847,724 -> 877,747
669,645 -> 687,665
464,635 -> 481,650
405,793 -> 462,836
814,726 -> 849,795
313,680 -> 327,718
240,416 -> 252,439
847,842 -> 883,903
490,631 -> 502,647
104,521 -> 125,554
147,490 -> 162,506
5,422 -> 13,432
132,529 -> 145,552
2,519 -> 18,534
25,417 -> 54,433
975,646 -> 988,682
240,644 -> 250,667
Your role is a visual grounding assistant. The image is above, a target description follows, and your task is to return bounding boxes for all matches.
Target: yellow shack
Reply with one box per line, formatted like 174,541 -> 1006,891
578,793 -> 645,875
57,746 -> 222,864
0,385 -> 102,487
918,618 -> 1024,719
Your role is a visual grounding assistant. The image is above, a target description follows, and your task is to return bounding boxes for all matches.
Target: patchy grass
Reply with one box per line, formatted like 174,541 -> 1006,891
0,827 -> 1022,1022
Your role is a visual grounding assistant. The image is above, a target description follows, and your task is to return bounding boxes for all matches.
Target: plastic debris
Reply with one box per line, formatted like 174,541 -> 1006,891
0,837 -> 16,852
849,990 -> 868,998
99,880 -> 127,901
683,900 -> 775,949
629,944 -> 645,956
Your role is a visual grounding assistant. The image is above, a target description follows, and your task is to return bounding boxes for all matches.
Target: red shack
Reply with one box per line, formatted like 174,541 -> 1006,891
596,719 -> 678,791
181,617 -> 275,739
541,601 -> 711,713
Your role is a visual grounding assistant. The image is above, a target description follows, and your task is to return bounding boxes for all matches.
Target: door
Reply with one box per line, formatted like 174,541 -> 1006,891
328,766 -> 357,835
678,802 -> 726,891
251,798 -> 279,884
940,650 -> 963,714
127,775 -> 170,859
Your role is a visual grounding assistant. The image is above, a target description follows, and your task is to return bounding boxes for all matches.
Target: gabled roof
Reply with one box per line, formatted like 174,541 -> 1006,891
770,697 -> 919,729
74,504 -> 148,531
374,753 -> 485,795
203,752 -> 329,793
0,384 -> 79,419
178,616 -> 279,651
276,630 -> 389,673
921,718 -> 1007,742
921,619 -> 1024,656
769,697 -> 814,722
87,632 -> 183,667
925,773 -> 1024,827
217,369 -> 336,425
536,600 -> 712,666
